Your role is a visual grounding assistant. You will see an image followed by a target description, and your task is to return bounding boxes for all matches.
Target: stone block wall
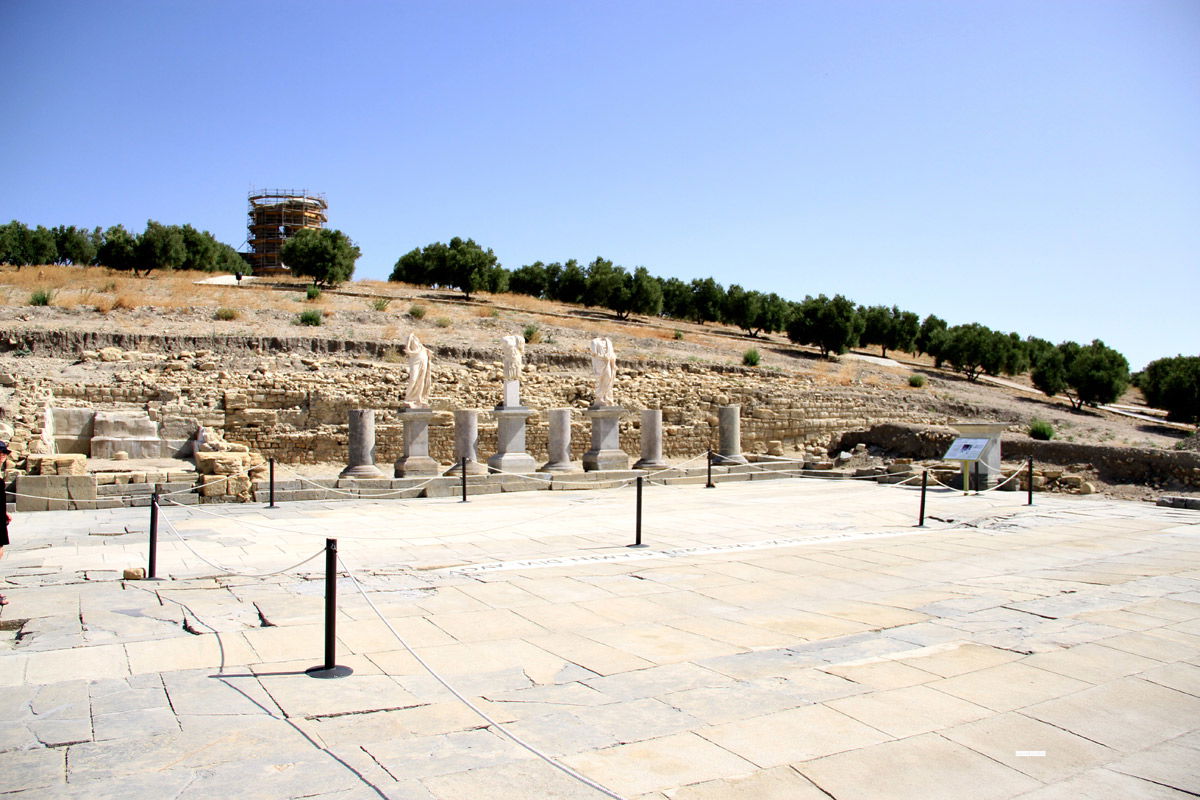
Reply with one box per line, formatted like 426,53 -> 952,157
15,360 -> 939,468
835,422 -> 1200,490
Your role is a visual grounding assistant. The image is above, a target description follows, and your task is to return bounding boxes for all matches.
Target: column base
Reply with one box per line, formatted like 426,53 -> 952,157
632,457 -> 668,470
394,456 -> 440,478
339,464 -> 385,478
444,459 -> 488,476
487,452 -> 538,473
583,450 -> 630,471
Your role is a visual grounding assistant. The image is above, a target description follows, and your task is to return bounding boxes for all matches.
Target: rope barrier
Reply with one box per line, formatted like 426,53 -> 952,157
337,556 -> 629,800
278,463 -> 443,499
975,468 -> 1026,493
158,508 -> 326,578
5,460 -> 259,503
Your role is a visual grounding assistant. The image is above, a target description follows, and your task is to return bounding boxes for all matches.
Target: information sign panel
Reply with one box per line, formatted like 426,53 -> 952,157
943,437 -> 989,461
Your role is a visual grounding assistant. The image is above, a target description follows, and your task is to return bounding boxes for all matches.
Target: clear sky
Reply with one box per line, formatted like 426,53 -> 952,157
2,0 -> 1197,370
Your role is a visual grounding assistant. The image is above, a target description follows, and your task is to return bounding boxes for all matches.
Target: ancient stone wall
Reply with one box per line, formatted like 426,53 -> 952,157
835,423 -> 1200,490
0,331 -> 941,467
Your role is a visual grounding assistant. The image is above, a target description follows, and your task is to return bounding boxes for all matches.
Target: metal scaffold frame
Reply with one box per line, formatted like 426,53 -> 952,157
245,189 -> 327,274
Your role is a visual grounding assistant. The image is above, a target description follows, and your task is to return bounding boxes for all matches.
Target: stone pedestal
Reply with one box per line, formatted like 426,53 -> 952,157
487,407 -> 537,473
714,404 -> 748,465
503,380 -> 521,409
394,409 -> 440,477
90,411 -> 163,459
340,409 -> 384,478
539,408 -> 574,472
951,421 -> 1007,489
583,406 -> 628,471
445,409 -> 487,475
633,408 -> 667,470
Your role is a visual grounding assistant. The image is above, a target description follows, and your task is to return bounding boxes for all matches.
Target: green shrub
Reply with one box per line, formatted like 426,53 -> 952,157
1029,419 -> 1054,440
214,307 -> 239,321
297,309 -> 323,326
742,348 -> 760,367
305,285 -> 322,301
673,329 -> 684,340
408,303 -> 426,319
29,289 -> 52,306
908,374 -> 925,388
372,297 -> 390,312
523,323 -> 541,344
434,316 -> 451,328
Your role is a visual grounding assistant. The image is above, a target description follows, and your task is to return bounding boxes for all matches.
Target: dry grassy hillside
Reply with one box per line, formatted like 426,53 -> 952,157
0,264 -> 1189,458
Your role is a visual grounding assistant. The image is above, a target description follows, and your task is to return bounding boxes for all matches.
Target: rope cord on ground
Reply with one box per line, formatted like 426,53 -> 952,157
158,503 -> 326,577
338,556 -> 629,800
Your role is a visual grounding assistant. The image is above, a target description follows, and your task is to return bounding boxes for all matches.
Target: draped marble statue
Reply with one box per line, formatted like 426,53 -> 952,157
501,334 -> 525,382
404,332 -> 432,408
590,336 -> 617,407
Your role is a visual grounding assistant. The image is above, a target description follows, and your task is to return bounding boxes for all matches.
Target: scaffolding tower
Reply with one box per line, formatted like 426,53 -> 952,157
245,189 -> 328,273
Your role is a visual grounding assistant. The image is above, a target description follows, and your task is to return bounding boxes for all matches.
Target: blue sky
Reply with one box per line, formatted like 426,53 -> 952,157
2,0 -> 1196,370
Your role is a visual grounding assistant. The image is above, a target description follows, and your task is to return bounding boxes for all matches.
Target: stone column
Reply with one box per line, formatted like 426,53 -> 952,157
393,408 -> 440,477
583,406 -> 629,471
340,409 -> 384,478
445,409 -> 487,475
539,408 -> 573,472
487,408 -> 537,473
633,408 -> 667,470
714,404 -> 748,465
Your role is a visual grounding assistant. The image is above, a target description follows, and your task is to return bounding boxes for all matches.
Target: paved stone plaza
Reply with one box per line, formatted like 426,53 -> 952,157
2,477 -> 1199,799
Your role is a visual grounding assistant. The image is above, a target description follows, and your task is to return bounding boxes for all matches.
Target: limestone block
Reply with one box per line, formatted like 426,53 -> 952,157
227,475 -> 252,496
15,476 -> 50,512
98,347 -> 123,362
198,476 -> 228,497
93,411 -> 158,439
497,474 -> 552,492
50,407 -> 95,454
66,476 -> 97,501
195,451 -> 246,475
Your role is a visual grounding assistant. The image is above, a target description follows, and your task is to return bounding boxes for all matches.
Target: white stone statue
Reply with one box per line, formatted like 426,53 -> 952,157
404,332 -> 432,408
590,336 -> 617,407
501,334 -> 525,382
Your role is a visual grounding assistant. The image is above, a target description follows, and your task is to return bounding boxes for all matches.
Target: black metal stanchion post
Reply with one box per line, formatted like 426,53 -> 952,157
628,476 -> 647,548
268,457 -> 276,508
1,475 -> 8,548
461,456 -> 468,503
918,470 -> 928,527
147,492 -> 159,579
307,538 -> 353,678
1027,456 -> 1034,506
706,448 -> 715,489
